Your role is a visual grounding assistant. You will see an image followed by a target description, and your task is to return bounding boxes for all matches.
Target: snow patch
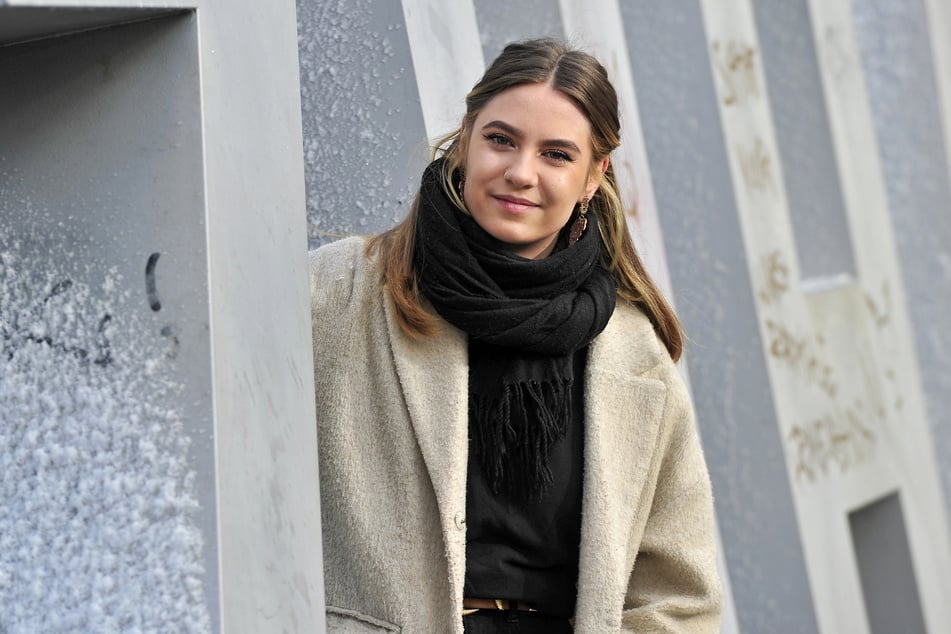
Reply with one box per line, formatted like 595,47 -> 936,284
0,234 -> 210,633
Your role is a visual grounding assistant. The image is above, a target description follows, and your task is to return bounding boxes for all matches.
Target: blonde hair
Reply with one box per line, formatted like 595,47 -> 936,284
367,39 -> 684,360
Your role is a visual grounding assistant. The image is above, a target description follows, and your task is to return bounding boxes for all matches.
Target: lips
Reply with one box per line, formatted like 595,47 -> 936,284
493,194 -> 539,213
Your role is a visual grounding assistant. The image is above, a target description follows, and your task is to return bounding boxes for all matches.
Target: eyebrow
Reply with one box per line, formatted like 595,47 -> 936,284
481,120 -> 583,154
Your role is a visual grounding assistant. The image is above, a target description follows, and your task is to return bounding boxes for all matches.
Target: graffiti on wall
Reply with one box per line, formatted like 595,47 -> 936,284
710,39 -> 760,107
757,249 -> 790,305
0,276 -> 115,368
736,136 -> 778,198
864,279 -> 904,413
708,31 -> 895,486
788,404 -> 877,483
753,249 -> 892,484
765,318 -> 837,399
0,235 -> 209,632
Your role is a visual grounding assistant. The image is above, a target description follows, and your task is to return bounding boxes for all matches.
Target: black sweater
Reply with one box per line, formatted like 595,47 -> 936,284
463,346 -> 587,618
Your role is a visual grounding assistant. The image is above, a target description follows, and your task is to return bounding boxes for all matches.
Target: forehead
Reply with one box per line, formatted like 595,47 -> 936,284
473,83 -> 593,146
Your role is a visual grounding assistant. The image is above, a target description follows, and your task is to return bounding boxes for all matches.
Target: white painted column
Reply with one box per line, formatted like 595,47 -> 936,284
401,0 -> 484,140
924,0 -> 951,197
0,1 -> 326,632
199,0 -> 326,629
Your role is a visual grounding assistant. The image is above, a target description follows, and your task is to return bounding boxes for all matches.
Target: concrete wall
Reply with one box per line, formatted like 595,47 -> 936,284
0,16 -> 216,631
1,2 -> 323,632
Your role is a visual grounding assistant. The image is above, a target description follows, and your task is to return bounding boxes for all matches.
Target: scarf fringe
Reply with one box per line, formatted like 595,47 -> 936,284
472,379 -> 572,502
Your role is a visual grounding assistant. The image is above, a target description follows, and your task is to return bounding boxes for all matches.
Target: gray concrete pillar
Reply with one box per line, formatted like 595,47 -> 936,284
0,3 -> 323,632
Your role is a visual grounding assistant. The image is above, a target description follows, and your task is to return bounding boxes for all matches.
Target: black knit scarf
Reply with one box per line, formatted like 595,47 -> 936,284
413,159 -> 617,500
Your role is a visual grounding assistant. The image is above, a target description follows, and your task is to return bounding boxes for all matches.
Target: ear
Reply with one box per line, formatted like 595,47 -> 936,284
584,157 -> 610,201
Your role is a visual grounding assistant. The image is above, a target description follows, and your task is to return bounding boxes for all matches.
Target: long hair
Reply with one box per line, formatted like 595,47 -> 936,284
366,39 -> 684,360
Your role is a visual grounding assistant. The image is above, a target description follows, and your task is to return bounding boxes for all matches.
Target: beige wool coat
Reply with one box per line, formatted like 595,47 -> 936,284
310,237 -> 722,633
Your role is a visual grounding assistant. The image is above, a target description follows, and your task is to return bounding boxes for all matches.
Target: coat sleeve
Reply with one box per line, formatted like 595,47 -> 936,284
621,365 -> 723,633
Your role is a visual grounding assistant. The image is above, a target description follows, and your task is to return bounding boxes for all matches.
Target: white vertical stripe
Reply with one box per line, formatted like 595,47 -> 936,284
401,0 -> 484,140
924,0 -> 951,194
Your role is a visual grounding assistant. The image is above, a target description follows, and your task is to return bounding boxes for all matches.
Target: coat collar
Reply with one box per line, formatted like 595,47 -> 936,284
384,296 -> 669,625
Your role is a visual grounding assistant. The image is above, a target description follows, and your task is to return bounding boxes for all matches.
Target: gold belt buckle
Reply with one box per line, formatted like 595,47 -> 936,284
462,598 -> 538,616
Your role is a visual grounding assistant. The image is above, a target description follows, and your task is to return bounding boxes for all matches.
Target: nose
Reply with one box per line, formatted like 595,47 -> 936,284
504,152 -> 537,188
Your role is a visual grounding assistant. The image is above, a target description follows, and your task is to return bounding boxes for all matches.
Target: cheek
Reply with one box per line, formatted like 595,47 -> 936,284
463,155 -> 499,200
550,173 -> 585,204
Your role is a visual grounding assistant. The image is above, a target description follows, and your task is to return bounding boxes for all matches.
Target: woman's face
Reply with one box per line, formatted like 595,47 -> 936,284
462,82 -> 605,259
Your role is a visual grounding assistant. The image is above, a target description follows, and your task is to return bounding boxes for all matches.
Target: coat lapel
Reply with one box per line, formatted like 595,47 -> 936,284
574,305 -> 669,628
381,295 -> 470,615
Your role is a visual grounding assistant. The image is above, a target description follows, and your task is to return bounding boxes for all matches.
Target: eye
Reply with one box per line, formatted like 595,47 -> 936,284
543,149 -> 574,164
484,133 -> 513,147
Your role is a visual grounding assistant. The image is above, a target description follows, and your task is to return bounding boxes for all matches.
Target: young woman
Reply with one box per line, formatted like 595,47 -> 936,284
310,39 -> 722,633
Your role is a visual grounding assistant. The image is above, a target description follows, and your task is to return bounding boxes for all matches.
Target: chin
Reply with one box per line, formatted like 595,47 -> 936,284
483,226 -> 532,249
